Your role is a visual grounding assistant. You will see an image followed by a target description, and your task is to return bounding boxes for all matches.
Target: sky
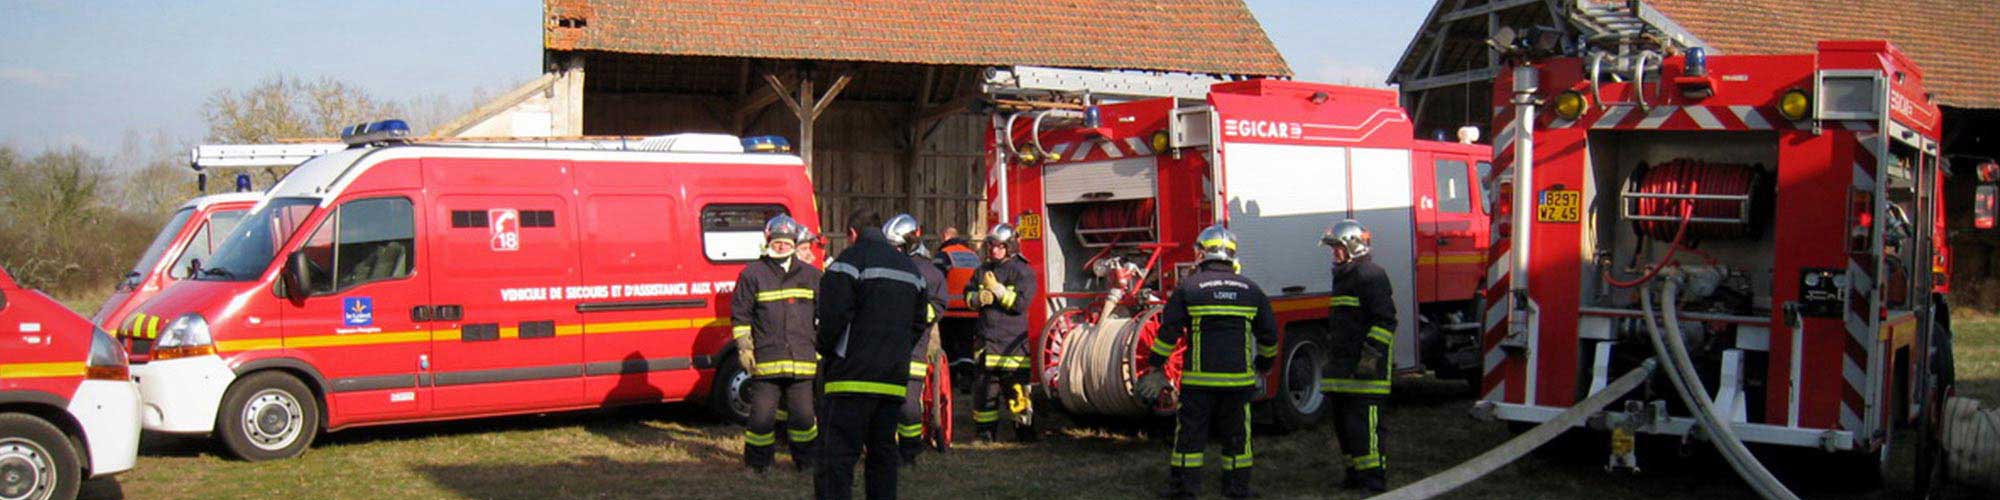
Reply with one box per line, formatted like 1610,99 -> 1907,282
0,0 -> 1433,163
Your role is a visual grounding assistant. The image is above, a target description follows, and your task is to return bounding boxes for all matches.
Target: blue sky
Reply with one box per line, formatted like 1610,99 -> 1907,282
0,0 -> 1432,162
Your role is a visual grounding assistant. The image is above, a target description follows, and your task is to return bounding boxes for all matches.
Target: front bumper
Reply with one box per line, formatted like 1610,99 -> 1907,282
131,354 -> 235,434
67,379 -> 140,477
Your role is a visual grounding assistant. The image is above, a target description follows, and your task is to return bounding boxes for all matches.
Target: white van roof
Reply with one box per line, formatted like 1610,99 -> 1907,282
266,144 -> 805,206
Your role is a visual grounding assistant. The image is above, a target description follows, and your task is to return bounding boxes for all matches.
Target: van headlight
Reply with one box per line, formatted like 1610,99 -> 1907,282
86,327 -> 130,380
153,313 -> 216,360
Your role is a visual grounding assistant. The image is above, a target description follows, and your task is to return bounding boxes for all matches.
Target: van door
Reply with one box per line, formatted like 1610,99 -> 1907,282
281,194 -> 430,422
424,159 -> 585,414
1430,155 -> 1481,302
1413,151 -> 1443,302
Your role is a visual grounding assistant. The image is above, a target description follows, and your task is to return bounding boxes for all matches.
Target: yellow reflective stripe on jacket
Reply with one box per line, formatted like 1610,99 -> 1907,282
753,360 -> 818,377
1187,305 -> 1258,318
1150,337 -> 1176,357
1329,295 -> 1361,307
1367,326 -> 1394,345
788,425 -> 820,442
984,354 -> 1029,370
1257,342 -> 1280,358
898,423 -> 925,439
926,304 -> 938,323
1180,370 -> 1257,388
755,288 -> 816,302
973,410 -> 1000,423
744,430 -> 777,446
825,380 -> 906,397
1170,452 -> 1205,468
908,361 -> 930,378
1322,378 -> 1391,395
732,325 -> 752,338
998,286 -> 1019,309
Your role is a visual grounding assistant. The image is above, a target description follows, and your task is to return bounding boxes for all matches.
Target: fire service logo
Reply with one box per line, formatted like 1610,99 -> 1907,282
490,208 -> 520,252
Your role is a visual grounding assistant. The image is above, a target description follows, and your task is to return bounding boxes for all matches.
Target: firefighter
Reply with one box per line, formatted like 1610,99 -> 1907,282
933,228 -> 982,385
1136,224 -> 1279,499
1319,219 -> 1397,492
730,215 -> 822,473
966,222 -> 1039,442
815,209 -> 931,500
883,214 -> 947,466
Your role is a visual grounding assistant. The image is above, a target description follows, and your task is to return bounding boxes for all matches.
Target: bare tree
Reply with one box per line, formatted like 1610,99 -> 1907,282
203,74 -> 405,143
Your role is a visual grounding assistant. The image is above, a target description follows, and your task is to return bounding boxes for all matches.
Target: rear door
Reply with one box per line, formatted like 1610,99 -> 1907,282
424,158 -> 586,414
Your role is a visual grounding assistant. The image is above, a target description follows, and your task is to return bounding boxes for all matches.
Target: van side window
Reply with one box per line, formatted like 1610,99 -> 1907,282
701,204 -> 788,262
1435,159 -> 1472,214
299,197 -> 417,294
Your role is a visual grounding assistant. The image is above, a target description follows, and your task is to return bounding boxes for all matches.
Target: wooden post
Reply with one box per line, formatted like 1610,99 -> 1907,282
764,69 -> 852,183
906,67 -> 937,216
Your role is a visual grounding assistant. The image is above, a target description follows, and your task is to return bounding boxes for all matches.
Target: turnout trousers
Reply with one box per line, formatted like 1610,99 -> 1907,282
815,394 -> 901,500
745,378 -> 818,471
1330,394 -> 1386,490
1166,388 -> 1255,498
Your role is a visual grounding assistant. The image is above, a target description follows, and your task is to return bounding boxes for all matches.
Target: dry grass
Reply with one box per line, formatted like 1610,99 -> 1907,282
80,319 -> 2000,500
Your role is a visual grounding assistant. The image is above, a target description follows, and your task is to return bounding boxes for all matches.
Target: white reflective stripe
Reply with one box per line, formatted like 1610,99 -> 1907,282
1481,379 -> 1505,402
861,267 -> 926,289
1486,250 -> 1510,285
1684,106 -> 1724,130
1048,142 -> 1074,157
1483,345 -> 1506,374
1098,139 -> 1124,159
827,262 -> 861,278
1124,136 -> 1152,156
1548,118 -> 1576,129
1493,119 -> 1518,150
1592,106 -> 1634,129
1636,105 -> 1677,129
1839,404 -> 1863,432
1842,356 -> 1866,397
1730,105 -> 1772,130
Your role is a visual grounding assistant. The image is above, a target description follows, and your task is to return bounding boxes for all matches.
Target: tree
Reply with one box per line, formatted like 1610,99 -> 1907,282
203,74 -> 405,143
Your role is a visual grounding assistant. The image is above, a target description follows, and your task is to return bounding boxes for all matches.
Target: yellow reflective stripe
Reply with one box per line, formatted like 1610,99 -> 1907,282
973,410 -> 1000,423
216,317 -> 730,353
1222,453 -> 1254,470
744,430 -> 777,446
0,362 -> 86,379
776,410 -> 790,421
1257,342 -> 1279,358
144,315 -> 161,339
1198,237 -> 1237,251
926,304 -> 938,323
1187,305 -> 1258,316
1322,378 -> 1391,395
789,425 -> 819,442
1329,295 -> 1361,307
998,286 -> 1018,309
1170,452 -> 1205,468
983,355 -> 1029,369
1150,337 -> 1176,357
755,288 -> 816,302
1369,405 -> 1380,464
908,362 -> 930,378
898,423 -> 925,438
752,362 -> 816,376
1180,371 -> 1257,387
1352,454 -> 1383,470
825,380 -> 906,397
732,325 -> 752,338
1368,326 -> 1395,345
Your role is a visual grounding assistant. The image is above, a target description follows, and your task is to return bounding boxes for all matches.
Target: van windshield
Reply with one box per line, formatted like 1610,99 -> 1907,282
123,208 -> 194,290
194,198 -> 320,282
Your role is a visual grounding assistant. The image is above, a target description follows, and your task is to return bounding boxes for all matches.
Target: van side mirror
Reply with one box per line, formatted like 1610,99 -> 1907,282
282,251 -> 312,299
1976,184 -> 1997,230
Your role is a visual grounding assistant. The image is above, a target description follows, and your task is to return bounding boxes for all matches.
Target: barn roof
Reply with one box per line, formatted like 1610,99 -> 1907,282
1646,0 -> 2000,109
543,0 -> 1292,77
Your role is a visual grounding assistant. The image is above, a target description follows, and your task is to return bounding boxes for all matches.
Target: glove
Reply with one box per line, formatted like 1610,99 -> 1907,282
737,346 -> 757,374
981,272 -> 1009,305
1134,370 -> 1170,403
1357,341 -> 1387,379
924,326 -> 944,364
975,290 -> 997,307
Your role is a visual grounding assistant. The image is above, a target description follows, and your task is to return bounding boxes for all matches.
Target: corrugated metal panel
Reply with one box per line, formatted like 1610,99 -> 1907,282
1042,157 -> 1158,204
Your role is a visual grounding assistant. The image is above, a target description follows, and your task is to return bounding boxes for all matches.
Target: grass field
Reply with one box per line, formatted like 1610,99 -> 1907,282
77,318 -> 2000,499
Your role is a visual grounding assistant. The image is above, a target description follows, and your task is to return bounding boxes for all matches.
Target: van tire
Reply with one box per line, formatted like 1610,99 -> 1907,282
0,413 -> 81,500
217,371 -> 320,461
708,351 -> 752,424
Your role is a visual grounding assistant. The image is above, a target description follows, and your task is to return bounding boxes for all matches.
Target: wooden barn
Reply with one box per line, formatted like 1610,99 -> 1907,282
436,0 -> 1291,250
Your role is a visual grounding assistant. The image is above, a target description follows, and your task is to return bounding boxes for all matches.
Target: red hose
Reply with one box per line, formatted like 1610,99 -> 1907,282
1604,203 -> 1693,289
1629,159 -> 1759,241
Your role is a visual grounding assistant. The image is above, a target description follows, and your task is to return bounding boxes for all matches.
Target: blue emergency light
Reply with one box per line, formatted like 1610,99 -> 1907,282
340,119 -> 411,146
1084,105 -> 1102,128
234,173 -> 253,192
1684,47 -> 1708,78
741,135 -> 792,153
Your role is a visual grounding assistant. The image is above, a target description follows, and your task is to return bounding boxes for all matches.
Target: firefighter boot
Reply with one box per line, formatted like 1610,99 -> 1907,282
1338,468 -> 1361,490
1222,468 -> 1258,499
1159,468 -> 1200,500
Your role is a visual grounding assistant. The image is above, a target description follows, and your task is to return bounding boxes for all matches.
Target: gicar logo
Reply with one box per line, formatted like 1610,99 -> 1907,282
342,297 -> 374,327
1223,119 -> 1305,140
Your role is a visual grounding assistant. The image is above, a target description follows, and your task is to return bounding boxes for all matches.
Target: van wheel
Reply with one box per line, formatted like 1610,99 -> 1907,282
1268,328 -> 1329,433
708,351 -> 752,424
0,413 -> 80,500
217,371 -> 319,461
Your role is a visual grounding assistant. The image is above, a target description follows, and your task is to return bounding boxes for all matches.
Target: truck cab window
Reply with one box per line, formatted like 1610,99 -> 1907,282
701,204 -> 788,262
298,197 -> 416,294
1435,159 -> 1471,213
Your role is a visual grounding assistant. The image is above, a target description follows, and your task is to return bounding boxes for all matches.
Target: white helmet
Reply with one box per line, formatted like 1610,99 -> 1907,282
1321,219 -> 1371,260
985,223 -> 1018,252
883,213 -> 922,252
1195,224 -> 1238,264
764,215 -> 805,258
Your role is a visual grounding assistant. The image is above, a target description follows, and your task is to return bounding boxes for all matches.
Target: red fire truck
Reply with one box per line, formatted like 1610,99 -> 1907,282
983,74 -> 1491,428
93,192 -> 259,357
1477,39 -> 1950,477
119,122 -> 820,460
1,266 -> 140,499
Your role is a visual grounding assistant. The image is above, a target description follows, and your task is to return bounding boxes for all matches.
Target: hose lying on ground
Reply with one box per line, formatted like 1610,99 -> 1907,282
1645,280 -> 1799,500
1942,396 -> 2000,490
1367,360 -> 1658,500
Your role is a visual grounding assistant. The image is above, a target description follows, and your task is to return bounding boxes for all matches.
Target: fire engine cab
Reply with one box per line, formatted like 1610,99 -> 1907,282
121,121 -> 819,460
983,71 -> 1491,428
94,192 -> 260,356
1478,37 -> 1949,479
1,266 -> 140,499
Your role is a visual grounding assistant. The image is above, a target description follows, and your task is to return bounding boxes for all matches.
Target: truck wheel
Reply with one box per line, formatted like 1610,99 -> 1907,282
0,413 -> 80,500
1268,328 -> 1329,433
217,371 -> 320,461
708,350 -> 752,424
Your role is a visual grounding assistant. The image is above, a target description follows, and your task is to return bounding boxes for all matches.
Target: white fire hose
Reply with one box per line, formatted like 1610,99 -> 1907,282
1940,396 -> 2000,490
1050,310 -> 1156,417
1642,279 -> 1798,500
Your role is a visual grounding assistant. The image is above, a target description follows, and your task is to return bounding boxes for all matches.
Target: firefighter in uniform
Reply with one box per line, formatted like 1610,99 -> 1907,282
1320,219 -> 1397,492
884,214 -> 947,466
815,209 -> 931,500
933,229 -> 982,384
1137,225 -> 1279,499
966,222 -> 1039,442
731,215 -> 822,473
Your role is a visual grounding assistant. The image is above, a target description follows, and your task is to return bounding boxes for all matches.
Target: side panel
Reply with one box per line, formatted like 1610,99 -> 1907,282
1350,147 -> 1421,369
1223,143 -> 1349,296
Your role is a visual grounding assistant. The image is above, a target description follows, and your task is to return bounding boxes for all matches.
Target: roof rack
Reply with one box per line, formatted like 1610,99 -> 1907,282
189,133 -> 768,170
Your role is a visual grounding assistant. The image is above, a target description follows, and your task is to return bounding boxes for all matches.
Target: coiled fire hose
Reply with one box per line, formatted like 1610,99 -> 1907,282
1941,396 -> 2000,490
1644,279 -> 1799,500
1051,310 -> 1157,417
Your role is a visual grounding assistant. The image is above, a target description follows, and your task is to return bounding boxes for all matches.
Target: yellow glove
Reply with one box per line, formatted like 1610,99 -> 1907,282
980,272 -> 1009,307
975,290 -> 997,307
737,345 -> 757,374
924,326 -> 943,363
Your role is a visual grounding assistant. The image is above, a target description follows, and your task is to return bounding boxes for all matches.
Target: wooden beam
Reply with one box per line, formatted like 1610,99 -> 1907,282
732,84 -> 781,133
918,94 -> 980,125
906,67 -> 937,210
809,71 -> 853,121
1400,66 -> 1500,93
765,73 -> 804,114
1441,0 -> 1540,23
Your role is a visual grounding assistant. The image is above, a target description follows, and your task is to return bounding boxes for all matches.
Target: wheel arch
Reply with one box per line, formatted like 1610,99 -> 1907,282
230,358 -> 330,430
0,392 -> 90,476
